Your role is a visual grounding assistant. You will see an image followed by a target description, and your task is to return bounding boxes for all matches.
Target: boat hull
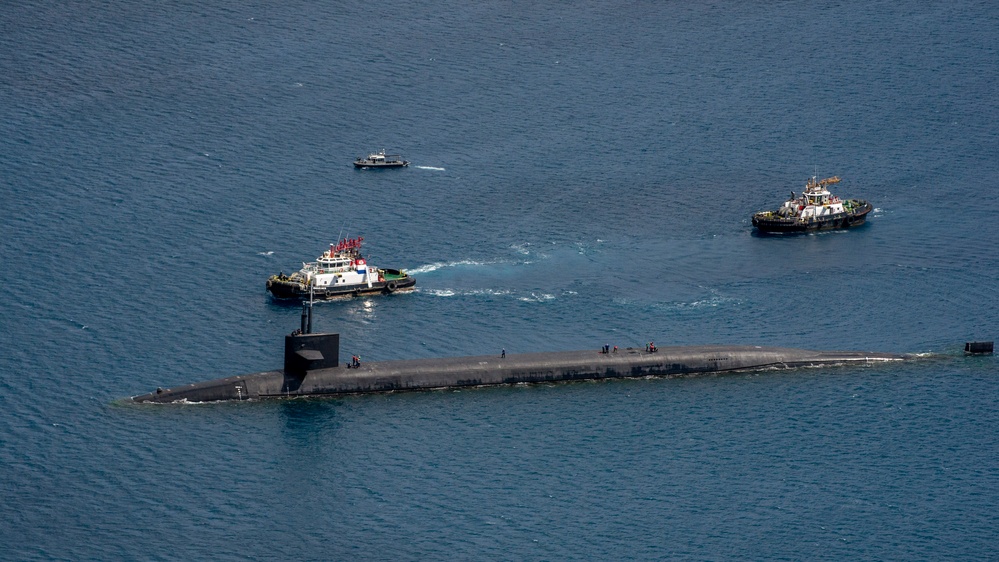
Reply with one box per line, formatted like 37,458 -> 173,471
752,201 -> 872,233
266,272 -> 416,300
353,161 -> 409,168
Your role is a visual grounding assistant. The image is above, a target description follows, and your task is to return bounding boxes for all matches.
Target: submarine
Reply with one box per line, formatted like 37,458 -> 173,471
129,302 -> 938,404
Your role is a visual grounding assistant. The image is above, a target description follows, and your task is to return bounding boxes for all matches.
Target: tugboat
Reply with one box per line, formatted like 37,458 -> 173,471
751,176 -> 872,233
266,237 -> 416,300
353,150 -> 409,168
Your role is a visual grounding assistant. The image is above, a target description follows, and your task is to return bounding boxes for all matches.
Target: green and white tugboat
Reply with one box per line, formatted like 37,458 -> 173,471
266,237 -> 415,300
752,175 -> 872,233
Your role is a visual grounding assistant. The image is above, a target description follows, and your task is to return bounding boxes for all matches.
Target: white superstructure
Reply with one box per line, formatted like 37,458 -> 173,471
776,176 -> 844,219
295,238 -> 375,290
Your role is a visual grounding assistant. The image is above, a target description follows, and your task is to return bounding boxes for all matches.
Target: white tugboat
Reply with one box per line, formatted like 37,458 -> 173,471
751,175 -> 872,233
266,237 -> 415,300
353,149 -> 409,168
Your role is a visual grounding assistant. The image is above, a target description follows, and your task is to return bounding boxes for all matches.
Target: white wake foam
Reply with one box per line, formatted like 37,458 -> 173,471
424,288 -> 537,300
408,259 -> 493,274
518,292 -> 556,302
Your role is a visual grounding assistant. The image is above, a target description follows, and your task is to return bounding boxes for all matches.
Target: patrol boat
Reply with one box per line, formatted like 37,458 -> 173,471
266,237 -> 415,300
751,176 -> 872,233
353,150 -> 409,168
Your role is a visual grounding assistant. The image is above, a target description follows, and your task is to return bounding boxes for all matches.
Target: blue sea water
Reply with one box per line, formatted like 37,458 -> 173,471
2,0 -> 998,559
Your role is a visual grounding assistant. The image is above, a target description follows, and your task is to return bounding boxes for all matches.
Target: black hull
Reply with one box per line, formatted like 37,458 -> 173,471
353,161 -> 409,168
752,201 -> 872,233
266,274 -> 416,300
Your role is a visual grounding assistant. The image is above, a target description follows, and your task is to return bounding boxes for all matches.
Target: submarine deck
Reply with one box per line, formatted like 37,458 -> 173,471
131,344 -> 908,404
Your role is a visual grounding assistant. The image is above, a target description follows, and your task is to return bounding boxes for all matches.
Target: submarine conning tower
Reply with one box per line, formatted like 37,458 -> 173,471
284,300 -> 340,377
284,333 -> 340,376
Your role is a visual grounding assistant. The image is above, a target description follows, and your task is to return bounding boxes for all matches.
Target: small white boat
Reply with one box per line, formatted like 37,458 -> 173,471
353,150 -> 409,168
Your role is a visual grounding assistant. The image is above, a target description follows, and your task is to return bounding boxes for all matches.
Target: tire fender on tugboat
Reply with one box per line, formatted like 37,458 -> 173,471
386,280 -> 398,293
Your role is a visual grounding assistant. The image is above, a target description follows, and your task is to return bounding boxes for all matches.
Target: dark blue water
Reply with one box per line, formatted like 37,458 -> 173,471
3,1 -> 998,559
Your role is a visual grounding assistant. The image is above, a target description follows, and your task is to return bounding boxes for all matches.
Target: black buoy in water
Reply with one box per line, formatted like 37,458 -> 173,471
965,341 -> 994,354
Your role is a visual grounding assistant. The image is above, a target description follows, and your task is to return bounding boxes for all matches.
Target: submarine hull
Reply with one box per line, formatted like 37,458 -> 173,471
131,344 -> 907,404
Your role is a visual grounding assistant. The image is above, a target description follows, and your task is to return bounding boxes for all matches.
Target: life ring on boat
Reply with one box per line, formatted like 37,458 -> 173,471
386,280 -> 398,293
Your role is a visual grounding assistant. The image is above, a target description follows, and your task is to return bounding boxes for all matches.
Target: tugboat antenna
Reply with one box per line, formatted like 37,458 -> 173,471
336,221 -> 348,247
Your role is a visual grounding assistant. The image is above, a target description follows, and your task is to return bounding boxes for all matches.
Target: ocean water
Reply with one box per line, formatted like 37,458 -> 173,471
2,1 -> 998,559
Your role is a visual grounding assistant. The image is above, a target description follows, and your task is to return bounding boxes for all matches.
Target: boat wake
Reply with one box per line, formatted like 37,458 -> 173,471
258,251 -> 274,256
423,288 -> 576,303
603,285 -> 741,313
511,241 -> 550,257
426,289 -> 457,297
424,288 -> 513,298
409,259 -> 496,274
517,292 -> 556,303
415,166 -> 446,171
639,294 -> 742,312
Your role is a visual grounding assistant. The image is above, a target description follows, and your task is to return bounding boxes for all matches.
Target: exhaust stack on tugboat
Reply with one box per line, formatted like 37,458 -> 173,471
752,175 -> 872,233
266,236 -> 415,300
